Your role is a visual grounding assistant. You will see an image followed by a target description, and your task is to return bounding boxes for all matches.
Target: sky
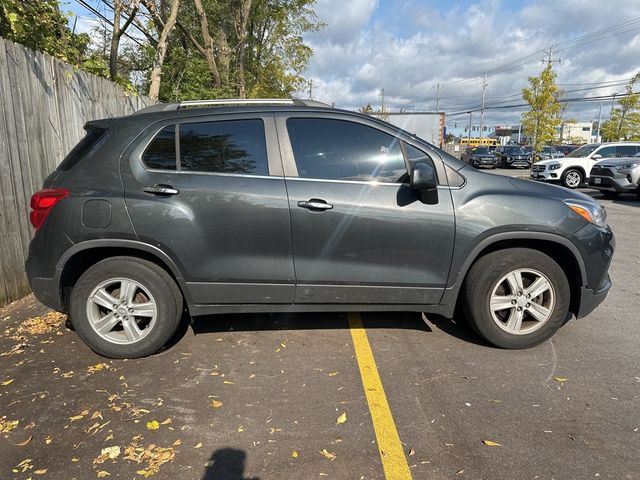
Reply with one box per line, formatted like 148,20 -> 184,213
66,0 -> 640,132
301,0 -> 640,131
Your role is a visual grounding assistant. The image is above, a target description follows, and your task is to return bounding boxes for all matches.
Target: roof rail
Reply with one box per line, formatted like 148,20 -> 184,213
134,97 -> 331,115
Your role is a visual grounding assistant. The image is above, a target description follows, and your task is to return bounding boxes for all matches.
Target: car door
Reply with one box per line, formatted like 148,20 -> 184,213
121,114 -> 295,304
275,113 -> 456,305
588,145 -> 618,175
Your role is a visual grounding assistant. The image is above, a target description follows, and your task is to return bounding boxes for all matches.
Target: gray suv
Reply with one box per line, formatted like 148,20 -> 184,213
26,99 -> 614,358
588,152 -> 640,198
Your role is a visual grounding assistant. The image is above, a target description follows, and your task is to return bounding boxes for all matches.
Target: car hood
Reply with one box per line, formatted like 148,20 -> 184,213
506,175 -> 599,205
472,154 -> 496,158
595,157 -> 640,167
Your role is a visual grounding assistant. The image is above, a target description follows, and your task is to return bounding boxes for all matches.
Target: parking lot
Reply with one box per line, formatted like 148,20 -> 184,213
0,188 -> 638,480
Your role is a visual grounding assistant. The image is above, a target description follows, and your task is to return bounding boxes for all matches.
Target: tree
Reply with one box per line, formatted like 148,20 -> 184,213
109,0 -> 139,81
143,0 -> 181,102
0,0 -> 90,64
600,73 -> 640,141
521,64 -> 563,156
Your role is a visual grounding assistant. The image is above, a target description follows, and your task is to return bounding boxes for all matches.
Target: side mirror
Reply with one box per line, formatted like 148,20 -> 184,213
410,162 -> 438,192
591,154 -> 602,160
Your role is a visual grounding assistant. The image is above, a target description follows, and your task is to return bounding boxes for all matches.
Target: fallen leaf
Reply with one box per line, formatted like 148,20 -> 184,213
45,436 -> 52,445
137,470 -> 149,476
204,461 -> 214,467
146,420 -> 160,430
553,376 -> 568,382
482,440 -> 502,447
329,372 -> 339,376
248,373 -> 256,379
97,471 -> 110,478
16,435 -> 32,446
1,378 -> 14,386
408,448 -> 415,456
336,412 -> 347,425
0,417 -> 19,433
71,457 -> 79,462
194,442 -> 203,449
223,380 -> 235,385
34,469 -> 48,474
160,418 -> 172,425
291,450 -> 299,458
88,363 -> 110,374
319,449 -> 336,461
210,400 -> 223,409
237,426 -> 244,432
456,469 -> 465,475
172,439 -> 182,446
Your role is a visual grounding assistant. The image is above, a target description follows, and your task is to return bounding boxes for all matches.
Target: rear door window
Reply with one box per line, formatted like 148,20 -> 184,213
617,145 -> 638,157
179,119 -> 268,175
286,118 -> 406,183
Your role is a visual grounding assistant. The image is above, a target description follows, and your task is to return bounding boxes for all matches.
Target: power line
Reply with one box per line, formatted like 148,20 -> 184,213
73,0 -> 146,47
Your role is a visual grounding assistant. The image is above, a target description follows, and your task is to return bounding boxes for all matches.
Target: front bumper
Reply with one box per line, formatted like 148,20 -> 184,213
588,172 -> 640,192
531,169 -> 561,182
575,274 -> 611,319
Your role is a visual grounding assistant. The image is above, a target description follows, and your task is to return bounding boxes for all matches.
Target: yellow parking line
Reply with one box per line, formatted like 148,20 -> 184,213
348,313 -> 412,480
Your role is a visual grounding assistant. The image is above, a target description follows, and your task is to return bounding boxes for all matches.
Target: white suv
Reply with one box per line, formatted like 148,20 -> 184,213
531,143 -> 640,189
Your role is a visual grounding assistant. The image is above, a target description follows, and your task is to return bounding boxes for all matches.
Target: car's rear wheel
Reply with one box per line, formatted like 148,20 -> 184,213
70,257 -> 183,358
462,248 -> 570,349
561,169 -> 583,188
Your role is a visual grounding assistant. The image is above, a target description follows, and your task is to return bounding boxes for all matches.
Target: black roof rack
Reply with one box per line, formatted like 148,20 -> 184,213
134,97 -> 331,115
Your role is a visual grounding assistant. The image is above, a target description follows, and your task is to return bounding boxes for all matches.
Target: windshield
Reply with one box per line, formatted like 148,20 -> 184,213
566,144 -> 599,158
473,147 -> 491,154
504,146 -> 526,154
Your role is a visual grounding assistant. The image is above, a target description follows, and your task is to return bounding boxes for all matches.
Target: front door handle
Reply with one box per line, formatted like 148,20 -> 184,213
143,184 -> 179,195
297,199 -> 333,211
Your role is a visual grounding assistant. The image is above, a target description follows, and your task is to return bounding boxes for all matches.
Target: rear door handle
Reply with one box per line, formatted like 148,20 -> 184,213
143,184 -> 179,195
297,199 -> 333,211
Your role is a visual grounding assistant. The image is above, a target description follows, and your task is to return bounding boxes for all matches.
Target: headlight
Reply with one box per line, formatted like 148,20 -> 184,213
564,200 -> 607,228
549,164 -> 562,170
613,161 -> 640,170
507,156 -> 513,162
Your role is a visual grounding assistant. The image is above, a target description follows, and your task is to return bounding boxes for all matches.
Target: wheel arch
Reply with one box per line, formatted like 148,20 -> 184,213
443,232 -> 587,317
57,240 -> 190,311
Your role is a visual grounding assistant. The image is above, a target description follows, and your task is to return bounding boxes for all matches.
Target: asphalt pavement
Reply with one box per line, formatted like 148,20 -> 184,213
0,188 -> 638,480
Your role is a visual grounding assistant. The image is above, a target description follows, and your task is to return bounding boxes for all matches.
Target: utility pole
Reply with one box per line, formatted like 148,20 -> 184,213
468,112 -> 473,144
435,83 -> 440,112
380,88 -> 385,112
596,102 -> 603,143
479,73 -> 487,139
542,46 -> 561,67
308,79 -> 313,100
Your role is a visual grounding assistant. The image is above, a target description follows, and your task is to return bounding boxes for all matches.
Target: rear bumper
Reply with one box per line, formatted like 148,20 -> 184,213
26,255 -> 64,312
575,274 -> 611,319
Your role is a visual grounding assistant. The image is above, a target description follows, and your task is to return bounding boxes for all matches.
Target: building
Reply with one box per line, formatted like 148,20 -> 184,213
559,122 -> 593,144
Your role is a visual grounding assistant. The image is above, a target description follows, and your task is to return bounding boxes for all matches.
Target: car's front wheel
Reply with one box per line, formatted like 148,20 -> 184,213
561,169 -> 583,188
70,257 -> 183,358
462,248 -> 570,349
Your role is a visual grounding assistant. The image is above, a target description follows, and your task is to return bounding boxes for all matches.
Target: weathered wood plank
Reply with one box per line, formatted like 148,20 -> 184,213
0,37 -> 151,307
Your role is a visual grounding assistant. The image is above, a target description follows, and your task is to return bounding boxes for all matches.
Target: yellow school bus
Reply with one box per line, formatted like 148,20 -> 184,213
459,138 -> 498,147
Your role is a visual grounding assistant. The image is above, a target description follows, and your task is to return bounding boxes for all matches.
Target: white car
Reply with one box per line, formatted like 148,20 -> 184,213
531,142 -> 640,189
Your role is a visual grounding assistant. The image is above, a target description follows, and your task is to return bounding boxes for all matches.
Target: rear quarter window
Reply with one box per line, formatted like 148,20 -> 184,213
57,126 -> 107,171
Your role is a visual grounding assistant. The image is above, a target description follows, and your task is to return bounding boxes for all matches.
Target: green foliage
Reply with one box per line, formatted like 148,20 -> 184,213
521,65 -> 563,156
0,0 -> 89,64
154,0 -> 323,102
600,74 -> 640,141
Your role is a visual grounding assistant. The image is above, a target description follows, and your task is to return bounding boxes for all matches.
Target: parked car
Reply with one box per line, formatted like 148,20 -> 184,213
461,146 -> 497,169
537,146 -> 564,161
532,142 -> 640,189
26,98 -> 614,358
588,152 -> 640,198
494,145 -> 532,168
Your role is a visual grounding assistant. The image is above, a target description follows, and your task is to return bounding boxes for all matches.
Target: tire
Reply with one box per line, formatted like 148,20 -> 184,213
601,190 -> 620,199
561,169 -> 583,189
462,248 -> 570,349
70,257 -> 183,358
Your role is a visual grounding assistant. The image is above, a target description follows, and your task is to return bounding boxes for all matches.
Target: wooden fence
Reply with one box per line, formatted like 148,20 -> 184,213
0,37 -> 151,308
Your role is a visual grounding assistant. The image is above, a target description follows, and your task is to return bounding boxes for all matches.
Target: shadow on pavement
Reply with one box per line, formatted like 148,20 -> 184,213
201,448 -> 259,480
190,310 -> 432,336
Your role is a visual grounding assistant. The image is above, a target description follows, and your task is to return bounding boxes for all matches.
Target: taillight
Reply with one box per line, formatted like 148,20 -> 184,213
30,188 -> 69,230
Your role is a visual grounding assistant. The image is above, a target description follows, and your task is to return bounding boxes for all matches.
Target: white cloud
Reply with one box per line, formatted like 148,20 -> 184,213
303,0 -> 640,128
